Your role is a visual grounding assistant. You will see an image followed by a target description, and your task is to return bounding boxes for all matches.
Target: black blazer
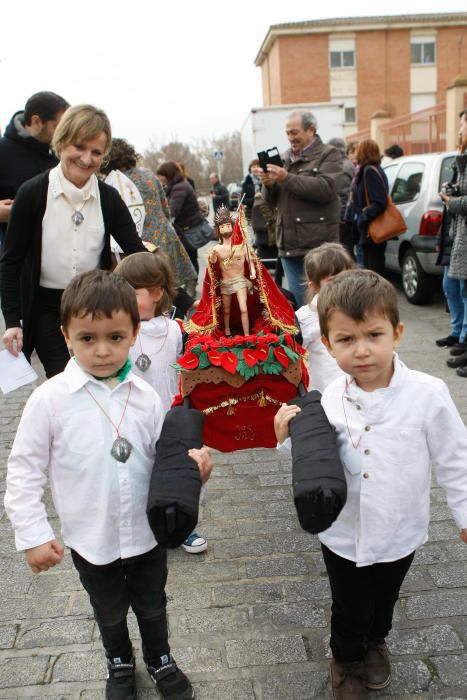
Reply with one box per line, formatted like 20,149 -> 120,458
0,170 -> 146,355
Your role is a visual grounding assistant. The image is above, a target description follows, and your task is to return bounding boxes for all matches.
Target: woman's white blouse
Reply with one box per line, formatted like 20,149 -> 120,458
40,165 -> 105,289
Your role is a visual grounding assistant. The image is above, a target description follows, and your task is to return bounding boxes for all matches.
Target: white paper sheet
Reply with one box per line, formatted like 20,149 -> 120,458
0,350 -> 38,394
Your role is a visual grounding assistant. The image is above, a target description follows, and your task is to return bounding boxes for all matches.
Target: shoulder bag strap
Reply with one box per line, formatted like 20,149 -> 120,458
364,165 -> 388,206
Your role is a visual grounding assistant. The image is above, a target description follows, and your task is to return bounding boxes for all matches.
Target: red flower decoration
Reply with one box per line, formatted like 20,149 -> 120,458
207,350 -> 223,367
210,340 -> 221,349
177,353 -> 200,370
233,335 -> 244,345
283,332 -> 293,346
242,348 -> 260,368
256,344 -> 270,362
268,333 -> 280,343
220,352 -> 238,374
223,337 -> 234,347
273,346 -> 290,368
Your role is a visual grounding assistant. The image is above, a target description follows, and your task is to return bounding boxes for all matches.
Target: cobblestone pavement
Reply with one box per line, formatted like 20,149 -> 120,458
0,275 -> 466,699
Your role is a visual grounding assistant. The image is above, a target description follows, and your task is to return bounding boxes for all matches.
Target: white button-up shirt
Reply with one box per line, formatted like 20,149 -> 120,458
280,356 -> 467,566
40,165 -> 105,289
296,295 -> 344,393
5,360 -> 164,565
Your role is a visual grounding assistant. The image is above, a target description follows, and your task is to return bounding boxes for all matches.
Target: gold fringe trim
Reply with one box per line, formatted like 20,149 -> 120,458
202,390 -> 282,416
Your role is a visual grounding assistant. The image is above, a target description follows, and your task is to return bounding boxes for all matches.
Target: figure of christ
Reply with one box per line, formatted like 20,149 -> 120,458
209,209 -> 256,336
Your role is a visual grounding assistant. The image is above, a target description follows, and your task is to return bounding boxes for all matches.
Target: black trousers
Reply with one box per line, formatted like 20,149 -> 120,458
26,287 -> 70,378
363,240 -> 387,277
71,546 -> 170,665
321,544 -> 414,663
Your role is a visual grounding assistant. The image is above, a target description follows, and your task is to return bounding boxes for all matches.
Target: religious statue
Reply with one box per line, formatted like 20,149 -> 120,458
209,206 -> 256,336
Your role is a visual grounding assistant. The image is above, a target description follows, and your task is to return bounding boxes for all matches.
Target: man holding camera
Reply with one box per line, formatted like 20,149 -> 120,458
261,109 -> 342,306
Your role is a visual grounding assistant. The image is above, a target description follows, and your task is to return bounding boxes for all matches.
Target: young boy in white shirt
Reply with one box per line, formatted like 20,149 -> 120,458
4,269 -> 212,700
275,269 -> 467,700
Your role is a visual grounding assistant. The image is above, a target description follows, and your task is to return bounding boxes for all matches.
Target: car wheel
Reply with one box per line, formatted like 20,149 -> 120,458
401,249 -> 433,305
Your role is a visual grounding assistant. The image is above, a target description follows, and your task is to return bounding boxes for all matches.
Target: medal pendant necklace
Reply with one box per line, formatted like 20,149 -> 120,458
135,317 -> 169,372
62,192 -> 87,226
84,383 -> 133,463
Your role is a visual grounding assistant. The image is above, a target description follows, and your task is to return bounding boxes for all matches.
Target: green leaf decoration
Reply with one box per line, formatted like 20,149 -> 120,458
198,353 -> 211,369
283,346 -> 299,362
190,345 -> 203,356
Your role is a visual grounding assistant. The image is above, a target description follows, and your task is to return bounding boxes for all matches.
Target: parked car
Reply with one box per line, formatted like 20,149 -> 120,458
382,151 -> 456,304
227,182 -> 242,210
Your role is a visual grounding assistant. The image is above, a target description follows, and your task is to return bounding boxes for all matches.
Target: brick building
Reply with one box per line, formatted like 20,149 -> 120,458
255,13 -> 467,136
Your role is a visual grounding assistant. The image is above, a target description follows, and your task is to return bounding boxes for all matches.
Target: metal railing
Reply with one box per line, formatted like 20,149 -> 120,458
380,103 -> 447,154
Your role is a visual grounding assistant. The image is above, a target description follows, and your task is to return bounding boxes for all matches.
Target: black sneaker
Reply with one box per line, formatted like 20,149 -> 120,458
449,341 -> 467,356
447,351 -> 467,368
435,334 -> 459,347
147,656 -> 194,699
106,656 -> 136,700
456,365 -> 467,377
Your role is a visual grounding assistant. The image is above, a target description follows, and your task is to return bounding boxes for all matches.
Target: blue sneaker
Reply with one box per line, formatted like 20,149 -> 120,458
181,530 -> 207,554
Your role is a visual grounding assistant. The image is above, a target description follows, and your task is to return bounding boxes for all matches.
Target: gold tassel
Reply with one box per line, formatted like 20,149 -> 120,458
227,404 -> 235,415
257,391 -> 267,407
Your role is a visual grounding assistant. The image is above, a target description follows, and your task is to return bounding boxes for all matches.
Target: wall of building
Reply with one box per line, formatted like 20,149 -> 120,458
437,27 -> 467,102
259,22 -> 467,128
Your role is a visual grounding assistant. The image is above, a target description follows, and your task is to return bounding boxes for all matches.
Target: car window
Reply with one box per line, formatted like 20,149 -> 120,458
391,163 -> 425,204
439,156 -> 456,188
384,164 -> 399,192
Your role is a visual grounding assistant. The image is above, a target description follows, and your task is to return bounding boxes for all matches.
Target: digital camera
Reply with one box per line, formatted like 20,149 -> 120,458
441,181 -> 460,197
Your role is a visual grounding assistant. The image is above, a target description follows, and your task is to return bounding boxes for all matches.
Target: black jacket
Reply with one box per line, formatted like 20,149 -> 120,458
0,171 -> 146,355
211,181 -> 229,212
241,173 -> 256,217
0,111 -> 59,237
167,176 -> 202,231
353,164 -> 388,244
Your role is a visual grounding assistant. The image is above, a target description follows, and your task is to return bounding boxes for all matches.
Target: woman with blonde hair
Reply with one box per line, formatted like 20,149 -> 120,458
0,104 -> 145,377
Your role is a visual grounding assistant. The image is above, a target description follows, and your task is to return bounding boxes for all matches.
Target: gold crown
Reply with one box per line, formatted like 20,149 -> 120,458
214,205 -> 232,227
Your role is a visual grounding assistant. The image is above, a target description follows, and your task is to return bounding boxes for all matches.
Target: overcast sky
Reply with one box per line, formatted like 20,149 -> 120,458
1,1 -> 466,152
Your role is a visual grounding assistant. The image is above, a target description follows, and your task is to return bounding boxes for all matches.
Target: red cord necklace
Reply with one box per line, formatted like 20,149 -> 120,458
84,383 -> 133,462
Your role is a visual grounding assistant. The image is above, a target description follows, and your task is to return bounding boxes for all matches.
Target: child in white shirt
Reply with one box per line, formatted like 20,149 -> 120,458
114,250 -> 207,555
4,269 -> 212,700
275,269 -> 467,700
296,243 -> 354,393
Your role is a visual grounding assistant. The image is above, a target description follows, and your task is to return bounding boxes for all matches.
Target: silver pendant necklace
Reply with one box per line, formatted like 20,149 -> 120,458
62,192 -> 87,227
84,383 -> 133,462
135,318 -> 169,372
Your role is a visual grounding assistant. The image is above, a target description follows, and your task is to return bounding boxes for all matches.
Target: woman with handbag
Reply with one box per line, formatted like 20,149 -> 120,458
352,139 -> 389,275
156,161 -> 208,280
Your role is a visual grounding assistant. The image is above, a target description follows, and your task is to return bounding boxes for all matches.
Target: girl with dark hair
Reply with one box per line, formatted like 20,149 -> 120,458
351,139 -> 389,275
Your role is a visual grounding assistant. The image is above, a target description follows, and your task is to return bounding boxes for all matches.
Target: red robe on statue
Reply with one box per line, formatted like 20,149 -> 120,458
175,207 -> 308,451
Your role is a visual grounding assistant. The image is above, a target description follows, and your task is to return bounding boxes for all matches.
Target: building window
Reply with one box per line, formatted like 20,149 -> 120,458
330,49 -> 355,69
411,41 -> 435,65
344,107 -> 356,124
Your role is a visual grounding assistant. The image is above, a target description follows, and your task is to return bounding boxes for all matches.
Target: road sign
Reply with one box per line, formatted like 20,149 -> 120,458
214,150 -> 224,160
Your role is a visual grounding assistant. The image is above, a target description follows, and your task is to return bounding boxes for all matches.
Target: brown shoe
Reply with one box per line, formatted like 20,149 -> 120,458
363,639 -> 391,690
330,659 -> 368,699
